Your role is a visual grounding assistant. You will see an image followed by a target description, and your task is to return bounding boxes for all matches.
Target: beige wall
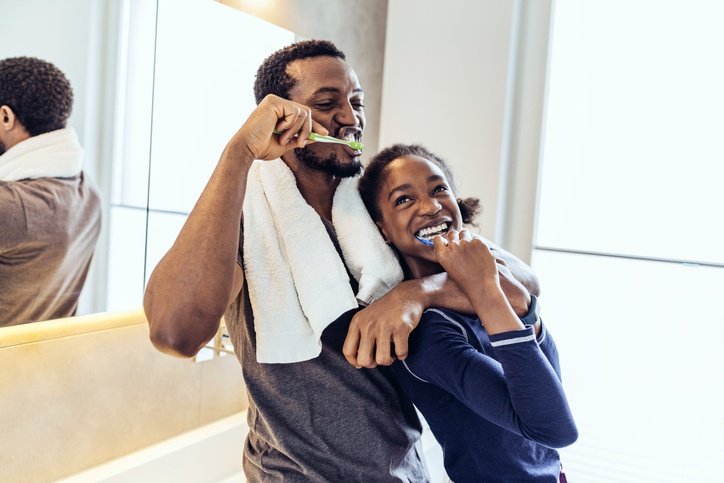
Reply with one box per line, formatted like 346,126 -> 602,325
0,311 -> 245,482
218,0 -> 388,160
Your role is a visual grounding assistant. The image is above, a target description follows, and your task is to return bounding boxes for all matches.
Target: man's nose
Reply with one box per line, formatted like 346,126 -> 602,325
334,100 -> 359,127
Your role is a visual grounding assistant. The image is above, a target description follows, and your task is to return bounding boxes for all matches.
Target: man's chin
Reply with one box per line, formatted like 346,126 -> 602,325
295,148 -> 363,178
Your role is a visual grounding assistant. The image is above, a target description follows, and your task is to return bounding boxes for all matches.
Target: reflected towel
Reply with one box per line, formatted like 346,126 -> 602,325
0,128 -> 83,181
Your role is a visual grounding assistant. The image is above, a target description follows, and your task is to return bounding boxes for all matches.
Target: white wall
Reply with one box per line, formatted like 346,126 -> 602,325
380,0 -> 551,261
0,0 -> 92,138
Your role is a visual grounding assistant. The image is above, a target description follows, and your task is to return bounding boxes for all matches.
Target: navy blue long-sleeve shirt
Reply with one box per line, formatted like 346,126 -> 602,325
391,295 -> 578,482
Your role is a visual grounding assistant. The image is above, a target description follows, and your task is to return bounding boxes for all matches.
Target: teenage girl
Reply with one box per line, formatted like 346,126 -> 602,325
358,144 -> 577,482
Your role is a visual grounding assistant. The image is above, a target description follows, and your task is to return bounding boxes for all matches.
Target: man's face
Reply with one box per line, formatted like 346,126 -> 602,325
287,56 -> 365,178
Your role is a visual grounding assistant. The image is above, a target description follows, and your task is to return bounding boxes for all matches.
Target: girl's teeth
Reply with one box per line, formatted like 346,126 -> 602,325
417,223 -> 448,238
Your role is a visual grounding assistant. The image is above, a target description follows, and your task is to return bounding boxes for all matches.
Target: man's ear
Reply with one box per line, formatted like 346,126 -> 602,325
0,105 -> 16,130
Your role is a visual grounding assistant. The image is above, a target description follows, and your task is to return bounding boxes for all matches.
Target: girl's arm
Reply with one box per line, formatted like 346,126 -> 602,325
402,310 -> 578,448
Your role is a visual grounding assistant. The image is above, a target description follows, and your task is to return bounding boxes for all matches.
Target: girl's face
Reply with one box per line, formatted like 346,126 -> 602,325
375,155 -> 463,279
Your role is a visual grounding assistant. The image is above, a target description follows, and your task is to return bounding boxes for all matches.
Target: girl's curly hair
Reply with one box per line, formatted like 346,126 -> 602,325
358,143 -> 481,224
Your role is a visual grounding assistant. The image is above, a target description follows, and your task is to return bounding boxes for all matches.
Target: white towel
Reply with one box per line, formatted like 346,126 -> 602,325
243,159 -> 403,363
0,128 -> 83,181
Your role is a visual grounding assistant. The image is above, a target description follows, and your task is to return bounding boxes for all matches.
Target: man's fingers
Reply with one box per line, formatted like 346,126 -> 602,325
356,332 -> 377,369
310,119 -> 329,137
277,108 -> 309,146
392,329 -> 410,361
374,329 -> 394,366
342,325 -> 361,367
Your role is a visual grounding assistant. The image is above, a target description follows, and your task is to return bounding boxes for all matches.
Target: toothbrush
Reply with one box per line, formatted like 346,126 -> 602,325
273,130 -> 364,151
416,236 -> 434,246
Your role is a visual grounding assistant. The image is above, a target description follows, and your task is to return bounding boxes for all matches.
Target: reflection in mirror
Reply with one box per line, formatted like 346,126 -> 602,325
0,57 -> 102,326
0,0 -> 157,325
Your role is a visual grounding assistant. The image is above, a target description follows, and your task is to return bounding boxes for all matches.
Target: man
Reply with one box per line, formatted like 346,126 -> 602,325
144,40 -> 538,482
0,56 -> 101,326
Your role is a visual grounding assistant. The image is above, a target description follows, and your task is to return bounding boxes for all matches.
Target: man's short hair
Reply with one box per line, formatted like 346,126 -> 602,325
253,40 -> 346,104
0,56 -> 73,136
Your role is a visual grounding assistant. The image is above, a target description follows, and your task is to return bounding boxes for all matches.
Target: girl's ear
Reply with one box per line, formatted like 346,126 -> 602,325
375,220 -> 391,244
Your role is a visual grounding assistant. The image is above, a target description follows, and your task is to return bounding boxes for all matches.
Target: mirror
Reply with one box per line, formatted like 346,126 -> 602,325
0,0 -> 156,326
0,0 -> 387,327
143,0 -> 388,294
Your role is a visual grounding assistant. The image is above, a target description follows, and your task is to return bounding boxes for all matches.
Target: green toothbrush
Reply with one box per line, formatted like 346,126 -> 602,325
274,130 -> 364,151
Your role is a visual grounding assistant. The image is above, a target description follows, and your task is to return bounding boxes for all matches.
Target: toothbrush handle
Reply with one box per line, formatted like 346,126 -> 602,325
273,130 -> 340,144
308,132 -> 346,145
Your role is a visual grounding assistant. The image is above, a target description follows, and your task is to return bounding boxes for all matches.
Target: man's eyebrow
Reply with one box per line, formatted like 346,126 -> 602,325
312,87 -> 365,96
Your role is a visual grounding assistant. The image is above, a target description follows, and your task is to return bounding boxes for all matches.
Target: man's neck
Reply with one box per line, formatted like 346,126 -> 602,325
282,156 -> 340,221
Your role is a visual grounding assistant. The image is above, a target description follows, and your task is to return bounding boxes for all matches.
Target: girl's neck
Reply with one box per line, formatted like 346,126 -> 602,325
404,256 -> 444,280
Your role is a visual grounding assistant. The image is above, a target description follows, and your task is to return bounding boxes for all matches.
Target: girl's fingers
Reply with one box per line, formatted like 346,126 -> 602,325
447,229 -> 460,245
459,229 -> 474,241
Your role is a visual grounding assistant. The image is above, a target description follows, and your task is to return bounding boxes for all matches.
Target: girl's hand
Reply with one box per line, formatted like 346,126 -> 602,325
434,229 -> 529,334
432,229 -> 501,295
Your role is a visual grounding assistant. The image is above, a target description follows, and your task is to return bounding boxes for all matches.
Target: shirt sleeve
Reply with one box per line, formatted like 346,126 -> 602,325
518,294 -> 562,379
404,309 -> 578,448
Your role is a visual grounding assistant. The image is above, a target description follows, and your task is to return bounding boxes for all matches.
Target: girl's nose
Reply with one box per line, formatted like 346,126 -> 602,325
419,197 -> 442,216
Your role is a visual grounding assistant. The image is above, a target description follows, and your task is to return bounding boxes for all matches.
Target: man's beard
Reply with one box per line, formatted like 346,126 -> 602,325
295,147 -> 363,178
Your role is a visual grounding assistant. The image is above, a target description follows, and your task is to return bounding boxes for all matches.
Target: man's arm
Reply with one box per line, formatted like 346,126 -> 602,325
342,238 -> 539,368
487,239 -> 541,297
143,95 -> 322,357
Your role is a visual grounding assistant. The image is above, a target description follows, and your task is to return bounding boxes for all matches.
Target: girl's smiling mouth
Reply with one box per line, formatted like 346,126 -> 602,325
414,221 -> 451,245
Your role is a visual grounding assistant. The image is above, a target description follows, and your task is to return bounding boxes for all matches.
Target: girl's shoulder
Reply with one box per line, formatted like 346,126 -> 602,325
415,308 -> 489,352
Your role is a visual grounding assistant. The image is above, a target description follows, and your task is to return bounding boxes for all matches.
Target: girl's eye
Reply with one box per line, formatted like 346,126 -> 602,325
433,184 -> 449,194
315,102 -> 334,110
394,195 -> 411,206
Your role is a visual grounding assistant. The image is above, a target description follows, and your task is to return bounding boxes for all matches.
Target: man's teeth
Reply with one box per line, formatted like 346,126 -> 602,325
416,223 -> 448,239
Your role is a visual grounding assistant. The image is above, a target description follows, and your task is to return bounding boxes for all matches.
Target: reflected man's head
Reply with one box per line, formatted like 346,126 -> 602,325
0,57 -> 73,154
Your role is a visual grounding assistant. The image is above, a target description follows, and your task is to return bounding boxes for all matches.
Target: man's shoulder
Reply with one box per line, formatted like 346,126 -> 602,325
0,183 -> 27,249
0,182 -> 24,218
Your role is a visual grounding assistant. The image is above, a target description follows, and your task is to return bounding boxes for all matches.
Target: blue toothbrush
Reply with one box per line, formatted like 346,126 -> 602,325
416,236 -> 434,246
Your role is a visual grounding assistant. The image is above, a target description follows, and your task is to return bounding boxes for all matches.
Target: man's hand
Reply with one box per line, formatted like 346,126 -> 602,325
342,280 -> 425,368
495,259 -> 531,317
229,94 -> 328,161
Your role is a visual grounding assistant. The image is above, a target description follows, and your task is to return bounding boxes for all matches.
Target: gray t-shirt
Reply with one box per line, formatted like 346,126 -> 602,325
0,173 -> 101,326
224,220 -> 429,483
